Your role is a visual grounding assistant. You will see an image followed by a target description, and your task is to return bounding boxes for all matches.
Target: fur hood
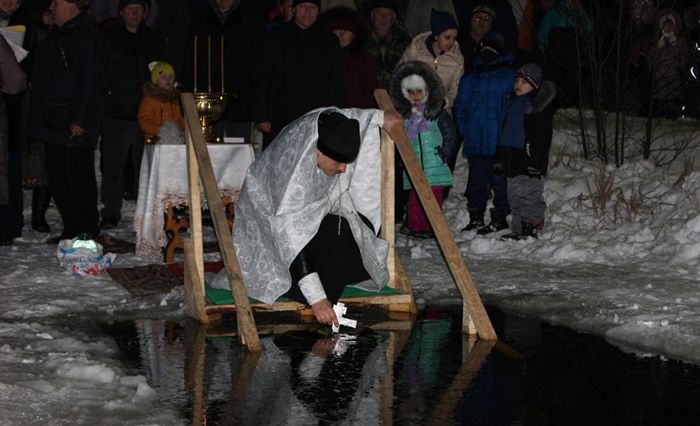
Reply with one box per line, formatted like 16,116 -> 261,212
656,8 -> 682,35
319,6 -> 368,53
527,80 -> 556,114
142,82 -> 181,102
389,60 -> 445,120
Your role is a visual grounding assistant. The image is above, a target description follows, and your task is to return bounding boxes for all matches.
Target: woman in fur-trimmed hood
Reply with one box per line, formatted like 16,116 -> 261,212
647,8 -> 688,117
388,60 -> 458,237
390,59 -> 443,120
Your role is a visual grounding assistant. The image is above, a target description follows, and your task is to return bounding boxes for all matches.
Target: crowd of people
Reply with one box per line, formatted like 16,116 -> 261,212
0,0 -> 699,248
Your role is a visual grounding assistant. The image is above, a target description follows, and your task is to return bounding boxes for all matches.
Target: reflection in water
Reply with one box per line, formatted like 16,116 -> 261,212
101,307 -> 700,425
183,318 -> 420,425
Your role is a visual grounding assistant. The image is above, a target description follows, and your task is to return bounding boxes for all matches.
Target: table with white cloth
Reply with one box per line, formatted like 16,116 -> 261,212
134,143 -> 254,262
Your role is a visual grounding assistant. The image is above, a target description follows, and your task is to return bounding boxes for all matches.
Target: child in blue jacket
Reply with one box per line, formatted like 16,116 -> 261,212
453,31 -> 514,235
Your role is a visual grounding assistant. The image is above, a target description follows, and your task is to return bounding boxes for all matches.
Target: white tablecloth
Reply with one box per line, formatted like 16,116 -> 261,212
133,144 -> 254,260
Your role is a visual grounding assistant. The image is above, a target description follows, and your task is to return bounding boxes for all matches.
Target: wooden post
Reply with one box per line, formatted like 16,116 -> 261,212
186,124 -> 204,283
183,237 -> 209,323
380,125 -> 416,313
181,92 -> 262,352
185,323 -> 207,425
427,338 -> 495,425
374,89 -> 497,340
381,329 -> 412,425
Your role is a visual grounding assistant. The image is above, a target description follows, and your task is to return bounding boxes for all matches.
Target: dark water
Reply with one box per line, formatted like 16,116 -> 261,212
101,306 -> 700,425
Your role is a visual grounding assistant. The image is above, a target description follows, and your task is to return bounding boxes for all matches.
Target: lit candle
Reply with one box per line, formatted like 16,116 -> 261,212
207,36 -> 212,93
221,36 -> 225,94
193,35 -> 197,93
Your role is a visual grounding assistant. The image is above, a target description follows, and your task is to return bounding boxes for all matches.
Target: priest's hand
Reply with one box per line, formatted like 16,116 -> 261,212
311,336 -> 338,358
311,299 -> 339,327
382,111 -> 403,138
255,121 -> 271,134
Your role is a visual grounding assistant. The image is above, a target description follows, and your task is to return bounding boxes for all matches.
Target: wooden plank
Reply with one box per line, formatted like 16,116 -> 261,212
379,127 -> 417,313
380,122 -> 417,313
185,127 -> 204,284
222,350 -> 262,421
203,292 -> 415,316
183,237 -> 209,323
380,127 -> 397,287
182,92 -> 262,352
393,256 -> 417,314
427,338 -> 495,426
374,89 -> 497,340
185,324 -> 207,426
382,329 -> 412,426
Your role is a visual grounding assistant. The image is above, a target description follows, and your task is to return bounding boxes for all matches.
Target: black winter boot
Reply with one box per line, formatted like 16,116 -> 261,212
31,188 -> 51,233
522,221 -> 538,239
501,230 -> 521,240
477,208 -> 509,235
461,209 -> 485,232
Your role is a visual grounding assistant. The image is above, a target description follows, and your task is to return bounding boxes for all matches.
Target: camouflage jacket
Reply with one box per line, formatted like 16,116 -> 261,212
367,28 -> 412,89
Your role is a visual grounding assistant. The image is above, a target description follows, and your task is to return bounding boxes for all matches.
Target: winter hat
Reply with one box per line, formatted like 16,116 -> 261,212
430,9 -> 458,38
516,63 -> 542,90
317,111 -> 361,163
293,0 -> 320,8
118,0 -> 150,11
479,31 -> 504,54
472,3 -> 496,20
65,0 -> 90,8
400,74 -> 428,101
368,0 -> 398,13
149,61 -> 175,84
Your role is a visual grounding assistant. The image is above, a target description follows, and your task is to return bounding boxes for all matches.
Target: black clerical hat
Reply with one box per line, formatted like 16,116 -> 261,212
317,111 -> 360,164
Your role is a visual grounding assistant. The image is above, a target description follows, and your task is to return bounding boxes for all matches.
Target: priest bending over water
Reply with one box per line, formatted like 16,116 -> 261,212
211,108 -> 402,326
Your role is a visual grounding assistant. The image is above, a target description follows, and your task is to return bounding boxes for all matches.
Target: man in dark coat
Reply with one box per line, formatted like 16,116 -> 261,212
28,0 -> 107,242
182,0 -> 265,126
100,0 -> 165,229
152,0 -> 190,77
254,0 -> 346,148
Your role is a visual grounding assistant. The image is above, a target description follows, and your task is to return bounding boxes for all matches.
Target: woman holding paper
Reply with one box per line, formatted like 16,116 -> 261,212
0,35 -> 27,245
0,0 -> 37,243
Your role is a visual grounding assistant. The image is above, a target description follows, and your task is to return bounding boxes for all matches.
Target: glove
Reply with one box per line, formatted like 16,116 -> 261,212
493,161 -> 504,175
526,166 -> 542,179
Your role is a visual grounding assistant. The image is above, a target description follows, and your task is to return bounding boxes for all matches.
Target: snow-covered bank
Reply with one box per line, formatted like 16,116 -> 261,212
406,111 -> 700,364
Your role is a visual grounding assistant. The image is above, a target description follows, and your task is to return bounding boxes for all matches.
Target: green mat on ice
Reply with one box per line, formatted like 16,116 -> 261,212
205,283 -> 400,305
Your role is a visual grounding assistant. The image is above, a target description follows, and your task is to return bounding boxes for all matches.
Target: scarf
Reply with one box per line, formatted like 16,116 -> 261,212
406,103 -> 432,139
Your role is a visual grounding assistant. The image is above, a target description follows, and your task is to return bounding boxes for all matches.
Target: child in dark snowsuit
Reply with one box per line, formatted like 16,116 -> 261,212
495,63 -> 556,239
389,60 -> 459,238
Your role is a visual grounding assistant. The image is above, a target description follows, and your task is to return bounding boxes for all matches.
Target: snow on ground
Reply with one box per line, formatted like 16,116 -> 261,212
1,110 -> 700,422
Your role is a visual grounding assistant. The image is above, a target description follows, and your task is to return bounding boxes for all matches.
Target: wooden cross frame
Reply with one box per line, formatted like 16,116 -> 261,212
180,90 -> 495,352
